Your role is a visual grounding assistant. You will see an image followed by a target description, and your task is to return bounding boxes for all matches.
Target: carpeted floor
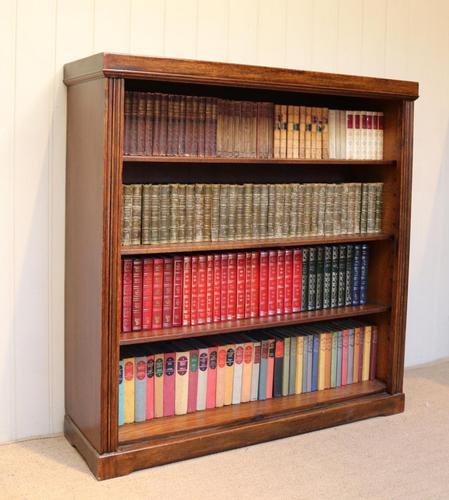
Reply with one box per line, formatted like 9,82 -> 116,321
1,361 -> 448,500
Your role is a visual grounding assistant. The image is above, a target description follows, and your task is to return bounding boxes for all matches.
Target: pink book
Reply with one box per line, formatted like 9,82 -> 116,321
186,345 -> 199,413
206,345 -> 218,409
163,349 -> 176,417
145,354 -> 155,420
266,338 -> 275,399
341,329 -> 349,386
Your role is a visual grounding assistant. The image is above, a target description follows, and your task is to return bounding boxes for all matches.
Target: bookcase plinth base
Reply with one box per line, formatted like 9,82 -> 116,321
65,391 -> 404,480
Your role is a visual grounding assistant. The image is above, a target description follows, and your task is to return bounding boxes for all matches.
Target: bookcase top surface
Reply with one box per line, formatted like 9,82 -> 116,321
63,53 -> 419,100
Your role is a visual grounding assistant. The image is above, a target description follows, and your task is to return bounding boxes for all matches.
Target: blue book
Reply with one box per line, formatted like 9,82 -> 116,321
311,334 -> 320,392
134,355 -> 147,422
302,335 -> 309,393
352,245 -> 361,305
288,333 -> 297,395
119,359 -> 124,426
359,244 -> 369,304
347,329 -> 355,384
336,331 -> 343,387
307,334 -> 314,392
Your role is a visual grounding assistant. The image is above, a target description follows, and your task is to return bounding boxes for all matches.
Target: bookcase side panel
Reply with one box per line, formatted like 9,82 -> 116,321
65,77 -> 108,453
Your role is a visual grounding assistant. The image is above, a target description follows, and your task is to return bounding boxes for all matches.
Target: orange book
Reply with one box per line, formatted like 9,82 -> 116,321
266,338 -> 275,399
240,340 -> 254,403
353,327 -> 362,383
215,342 -> 227,407
362,326 -> 372,381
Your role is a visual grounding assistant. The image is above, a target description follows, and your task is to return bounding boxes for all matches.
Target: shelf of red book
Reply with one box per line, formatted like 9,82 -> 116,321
121,232 -> 393,256
123,155 -> 396,166
119,303 -> 389,345
118,379 -> 386,444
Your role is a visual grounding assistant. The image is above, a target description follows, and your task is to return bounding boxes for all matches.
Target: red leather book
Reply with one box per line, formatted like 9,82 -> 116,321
259,250 -> 269,317
162,258 -> 174,328
142,258 -> 154,330
213,254 -> 221,323
341,329 -> 349,385
227,253 -> 237,320
163,349 -> 176,416
190,256 -> 199,326
250,252 -> 260,318
205,254 -> 214,324
244,252 -> 252,319
182,256 -> 192,326
132,258 -> 143,331
292,249 -> 303,313
122,259 -> 133,333
369,326 -> 378,380
276,250 -> 285,315
172,256 -> 183,327
152,258 -> 164,329
145,354 -> 154,420
220,253 -> 229,321
267,250 -> 277,316
236,252 -> 246,319
197,255 -> 207,324
284,249 -> 293,314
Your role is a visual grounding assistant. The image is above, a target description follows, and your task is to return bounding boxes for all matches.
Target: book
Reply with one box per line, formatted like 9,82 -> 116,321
163,348 -> 176,417
134,355 -> 147,422
123,357 -> 135,424
175,346 -> 190,415
118,359 -> 124,425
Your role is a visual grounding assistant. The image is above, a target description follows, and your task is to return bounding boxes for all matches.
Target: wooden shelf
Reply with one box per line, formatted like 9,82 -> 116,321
120,303 -> 389,345
119,379 -> 386,444
121,232 -> 393,256
124,155 -> 396,166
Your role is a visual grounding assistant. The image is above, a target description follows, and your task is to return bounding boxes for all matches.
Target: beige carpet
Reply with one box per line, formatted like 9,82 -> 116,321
1,361 -> 449,500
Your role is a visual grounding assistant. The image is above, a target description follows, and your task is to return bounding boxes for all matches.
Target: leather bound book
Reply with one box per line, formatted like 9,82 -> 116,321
154,352 -> 164,418
134,356 -> 147,422
193,184 -> 205,242
174,345 -> 190,416
307,247 -> 317,311
276,250 -> 286,314
204,97 -> 214,156
121,184 -> 133,245
299,106 -> 306,159
159,94 -> 168,155
203,184 -> 212,242
250,252 -> 260,318
124,92 -> 131,156
191,97 -> 199,156
190,255 -> 199,326
145,353 -> 155,421
158,184 -> 170,244
205,254 -> 214,324
352,244 -> 361,306
315,246 -> 324,310
286,105 -> 295,158
323,245 -> 332,309
142,258 -> 154,331
220,253 -> 229,321
132,258 -> 143,332
162,257 -> 174,328
177,95 -> 186,156
184,96 -> 193,156
213,254 -> 221,323
345,244 -> 354,307
118,359 -> 124,425
369,326 -> 378,380
136,92 -> 146,155
182,256 -> 192,326
131,184 -> 142,245
292,249 -> 303,313
163,347 -> 176,417
197,255 -> 207,325
330,245 -> 339,308
236,253 -> 246,319
273,104 -> 281,158
280,105 -> 288,158
172,256 -> 183,327
359,243 -> 369,305
141,184 -> 151,245
321,108 -> 329,159
259,251 -> 269,317
149,184 -> 160,244
337,245 -> 347,307
267,250 -> 277,316
227,253 -> 237,321
123,357 -> 135,424
122,259 -> 133,333
346,111 -> 354,159
170,95 -> 180,156
301,248 -> 309,311
166,94 -> 175,156
244,252 -> 252,318
197,96 -> 206,157
210,184 -> 220,242
130,92 -> 138,155
305,107 -> 312,159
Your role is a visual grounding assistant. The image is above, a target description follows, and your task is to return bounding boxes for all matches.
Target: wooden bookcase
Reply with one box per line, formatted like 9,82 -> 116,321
63,53 -> 418,480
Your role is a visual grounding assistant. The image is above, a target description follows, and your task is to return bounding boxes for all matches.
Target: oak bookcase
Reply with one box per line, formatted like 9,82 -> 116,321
63,53 -> 418,480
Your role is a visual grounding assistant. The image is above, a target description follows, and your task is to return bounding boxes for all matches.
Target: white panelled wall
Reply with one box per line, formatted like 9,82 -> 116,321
0,0 -> 448,443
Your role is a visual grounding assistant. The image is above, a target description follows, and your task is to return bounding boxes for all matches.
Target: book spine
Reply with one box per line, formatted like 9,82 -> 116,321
330,333 -> 338,388
330,245 -> 339,308
146,355 -> 155,420
190,256 -> 199,326
345,244 -> 353,306
206,347 -> 218,409
213,254 -> 222,323
132,258 -> 143,331
307,247 -> 317,310
240,342 -> 253,403
197,348 -> 208,410
341,330 -> 349,386
123,357 -> 135,424
197,96 -> 206,157
292,249 -> 303,312
175,351 -> 189,415
131,184 -> 142,245
282,337 -> 290,396
337,245 -> 347,307
187,349 -> 198,413
273,105 -> 281,158
181,256 -> 192,326
118,359 -> 124,425
154,354 -> 164,418
122,259 -> 133,333
336,331 -> 342,387
197,255 -> 207,325
250,342 -> 261,401
130,92 -> 138,155
267,250 -> 277,316
220,254 -> 229,321
276,250 -> 286,314
266,339 -> 275,399
224,344 -> 235,405
205,254 -> 214,324
347,330 -> 354,384
311,335 -> 319,392
162,258 -> 174,328
172,256 -> 183,327
232,344 -> 244,404
250,252 -> 260,318
360,243 -> 369,304
121,185 -> 133,245
259,340 -> 268,400
324,333 -> 332,389
362,326 -> 372,381
301,248 -> 309,311
169,184 -> 179,243
136,358 -> 147,423
142,258 -> 154,330
124,93 -> 131,156
163,352 -> 176,417
294,336 -> 303,394
370,326 -> 378,380
273,339 -> 284,397
352,244 -> 361,305
236,252 -> 246,319
215,345 -> 227,407
315,246 -> 324,310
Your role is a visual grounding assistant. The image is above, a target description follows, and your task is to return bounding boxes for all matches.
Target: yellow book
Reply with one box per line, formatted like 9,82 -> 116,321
175,349 -> 190,415
362,326 -> 372,381
123,357 -> 135,424
295,335 -> 304,394
240,341 -> 254,403
224,343 -> 235,406
154,353 -> 164,418
215,344 -> 227,407
318,334 -> 326,391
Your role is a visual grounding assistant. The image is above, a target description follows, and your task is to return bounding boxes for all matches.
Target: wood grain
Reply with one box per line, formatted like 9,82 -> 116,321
120,304 -> 390,345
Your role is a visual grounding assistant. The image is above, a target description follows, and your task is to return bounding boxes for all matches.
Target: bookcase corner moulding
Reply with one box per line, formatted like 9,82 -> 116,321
64,52 -> 418,480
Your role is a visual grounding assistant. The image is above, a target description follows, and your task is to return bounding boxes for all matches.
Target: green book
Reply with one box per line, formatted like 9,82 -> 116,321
323,245 -> 332,309
301,247 -> 309,311
131,183 -> 142,245
282,335 -> 290,396
345,244 -> 354,306
121,184 -> 133,245
330,245 -> 339,308
315,246 -> 324,309
337,245 -> 347,307
307,247 -> 317,311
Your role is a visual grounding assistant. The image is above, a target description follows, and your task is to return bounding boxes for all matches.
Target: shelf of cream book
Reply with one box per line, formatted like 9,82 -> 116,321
123,156 -> 396,166
120,303 -> 389,345
118,378 -> 386,445
121,232 -> 393,256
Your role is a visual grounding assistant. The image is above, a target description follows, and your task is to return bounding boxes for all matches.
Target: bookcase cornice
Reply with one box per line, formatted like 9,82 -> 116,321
64,52 -> 419,101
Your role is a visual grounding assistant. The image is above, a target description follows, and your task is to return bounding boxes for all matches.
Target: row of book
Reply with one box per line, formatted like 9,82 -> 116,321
122,182 -> 383,246
119,320 -> 378,424
121,244 -> 369,333
124,91 -> 384,160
